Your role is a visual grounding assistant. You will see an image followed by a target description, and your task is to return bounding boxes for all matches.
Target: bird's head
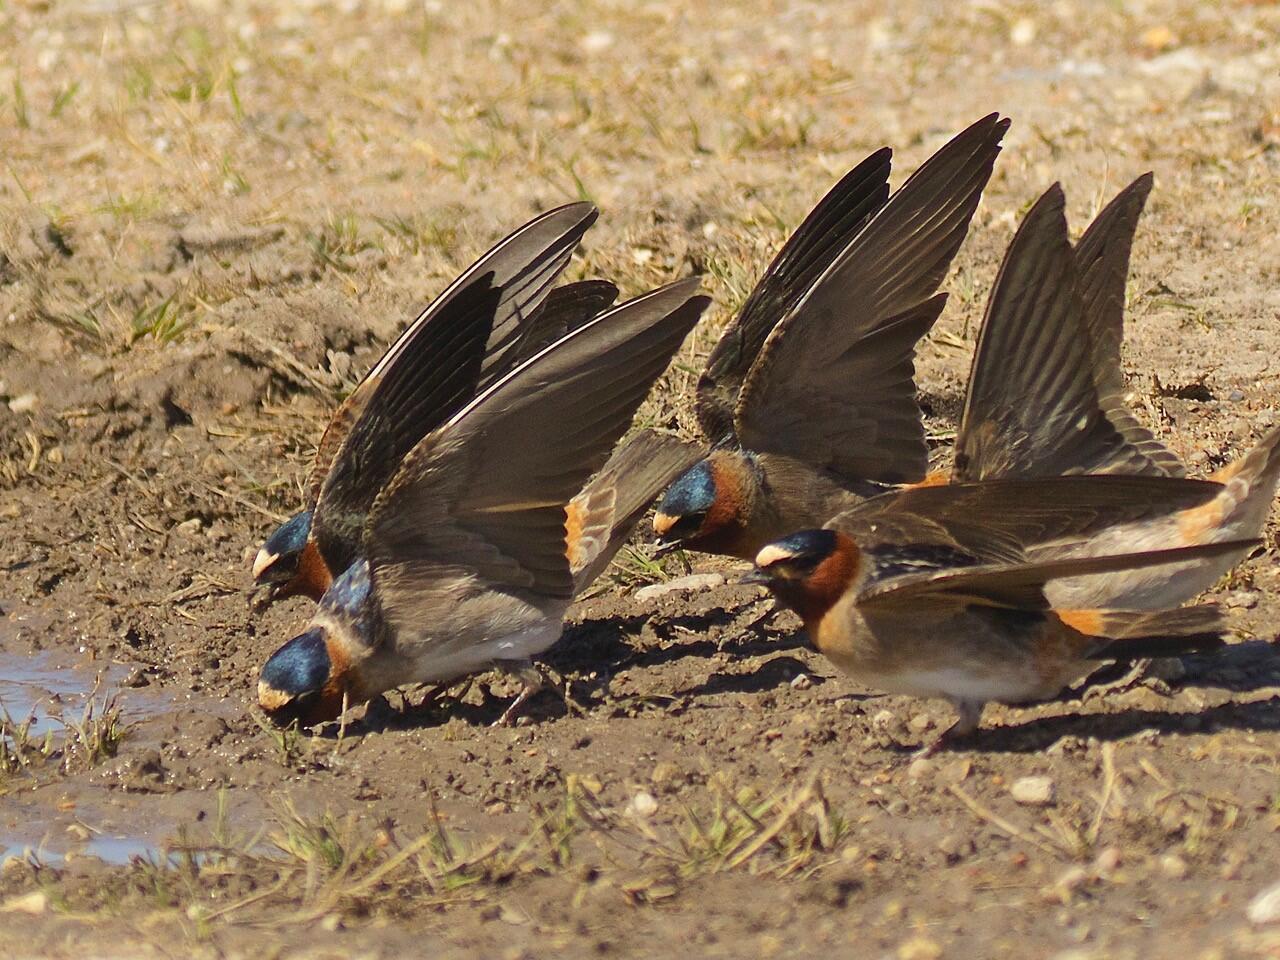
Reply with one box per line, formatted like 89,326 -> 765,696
252,511 -> 332,603
257,626 -> 353,727
652,452 -> 755,557
257,560 -> 374,726
745,529 -> 861,624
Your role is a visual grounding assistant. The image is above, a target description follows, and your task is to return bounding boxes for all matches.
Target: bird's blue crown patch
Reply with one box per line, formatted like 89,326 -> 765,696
660,460 -> 716,516
264,510 -> 313,556
260,628 -> 330,696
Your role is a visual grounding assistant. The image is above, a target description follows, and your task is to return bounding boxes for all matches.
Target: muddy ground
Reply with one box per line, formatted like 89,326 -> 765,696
2,0 -> 1280,957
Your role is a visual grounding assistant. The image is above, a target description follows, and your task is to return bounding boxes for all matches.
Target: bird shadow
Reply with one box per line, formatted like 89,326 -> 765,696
344,603 -> 805,732
931,694 -> 1280,756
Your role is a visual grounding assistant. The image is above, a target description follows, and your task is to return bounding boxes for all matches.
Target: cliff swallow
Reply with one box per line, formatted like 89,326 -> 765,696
653,114 -> 1010,558
257,277 -> 710,727
952,179 -> 1280,608
252,203 -> 614,603
747,474 -> 1256,751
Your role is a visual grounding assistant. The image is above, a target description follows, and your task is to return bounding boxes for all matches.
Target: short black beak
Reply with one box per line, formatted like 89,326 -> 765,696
739,569 -> 771,586
651,537 -> 683,558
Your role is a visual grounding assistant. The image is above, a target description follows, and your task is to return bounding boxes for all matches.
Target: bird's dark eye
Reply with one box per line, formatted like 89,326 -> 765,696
667,511 -> 707,538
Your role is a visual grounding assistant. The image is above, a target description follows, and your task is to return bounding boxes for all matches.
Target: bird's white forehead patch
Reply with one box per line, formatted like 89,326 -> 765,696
252,549 -> 279,579
257,681 -> 292,712
755,544 -> 796,568
652,512 -> 677,536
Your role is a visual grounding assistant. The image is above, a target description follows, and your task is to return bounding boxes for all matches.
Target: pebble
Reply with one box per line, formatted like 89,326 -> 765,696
0,891 -> 48,915
1247,880 -> 1280,925
789,673 -> 812,690
1092,847 -> 1122,877
907,714 -> 933,734
897,935 -> 942,960
871,709 -> 897,729
1159,854 -> 1189,879
628,791 -> 658,818
634,573 -> 725,602
1225,590 -> 1261,610
906,757 -> 933,780
7,393 -> 37,413
1010,775 -> 1056,806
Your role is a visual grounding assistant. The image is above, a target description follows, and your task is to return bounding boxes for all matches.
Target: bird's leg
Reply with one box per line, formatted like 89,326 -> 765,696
1067,657 -> 1174,702
915,699 -> 984,758
491,661 -> 586,727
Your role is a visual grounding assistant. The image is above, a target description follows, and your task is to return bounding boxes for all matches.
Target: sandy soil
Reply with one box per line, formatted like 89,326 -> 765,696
2,0 -> 1279,957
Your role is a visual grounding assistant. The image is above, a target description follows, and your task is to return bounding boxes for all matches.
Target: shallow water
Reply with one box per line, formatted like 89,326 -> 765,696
0,832 -> 170,866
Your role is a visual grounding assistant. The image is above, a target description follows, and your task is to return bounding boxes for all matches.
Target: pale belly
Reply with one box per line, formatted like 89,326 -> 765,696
817,602 -> 1081,706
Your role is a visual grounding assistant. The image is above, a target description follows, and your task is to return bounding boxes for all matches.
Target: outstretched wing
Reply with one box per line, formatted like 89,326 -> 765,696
735,114 -> 1009,485
830,473 -> 1227,568
309,204 -> 598,572
568,431 -> 703,594
857,539 -> 1255,609
366,280 -> 709,639
1073,174 -> 1185,477
953,186 -> 1135,481
695,149 -> 892,443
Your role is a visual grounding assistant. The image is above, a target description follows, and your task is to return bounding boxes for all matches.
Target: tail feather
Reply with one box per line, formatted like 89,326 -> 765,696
568,432 -> 704,594
1061,604 -> 1227,661
1206,424 -> 1280,540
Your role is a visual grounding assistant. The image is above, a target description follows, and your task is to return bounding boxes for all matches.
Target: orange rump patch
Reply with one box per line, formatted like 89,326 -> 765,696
1057,609 -> 1106,637
1175,497 -> 1226,543
564,499 -> 588,568
905,470 -> 949,489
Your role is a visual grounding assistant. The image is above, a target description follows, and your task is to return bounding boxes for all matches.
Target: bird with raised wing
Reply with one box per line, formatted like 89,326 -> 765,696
257,277 -> 710,727
948,179 -> 1280,609
252,202 -> 614,604
652,114 -> 1010,558
746,474 -> 1257,752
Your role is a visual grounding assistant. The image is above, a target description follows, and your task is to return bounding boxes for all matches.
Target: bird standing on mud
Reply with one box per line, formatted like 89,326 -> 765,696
257,278 -> 710,727
747,475 -> 1256,753
251,202 -> 615,604
652,114 -> 1010,558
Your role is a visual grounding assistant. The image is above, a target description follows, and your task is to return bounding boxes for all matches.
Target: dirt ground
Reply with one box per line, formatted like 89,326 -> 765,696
2,0 -> 1280,956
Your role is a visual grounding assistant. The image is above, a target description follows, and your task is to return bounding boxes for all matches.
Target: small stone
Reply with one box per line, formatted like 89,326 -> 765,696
790,673 -> 812,690
1228,388 -> 1246,402
897,935 -> 942,960
907,714 -> 933,734
634,573 -> 725,602
1010,775 -> 1055,806
1,891 -> 48,914
7,393 -> 37,413
871,709 -> 897,729
1225,590 -> 1261,610
651,761 -> 678,785
1048,865 -> 1091,902
1160,854 -> 1189,879
1247,880 -> 1280,925
1093,847 -> 1122,877
628,791 -> 658,818
176,518 -> 202,534
906,757 -> 933,780
580,31 -> 614,54
1010,17 -> 1036,45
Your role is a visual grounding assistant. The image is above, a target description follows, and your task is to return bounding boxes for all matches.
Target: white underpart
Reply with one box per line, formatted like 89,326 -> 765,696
360,619 -> 566,699
870,666 -> 1044,705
